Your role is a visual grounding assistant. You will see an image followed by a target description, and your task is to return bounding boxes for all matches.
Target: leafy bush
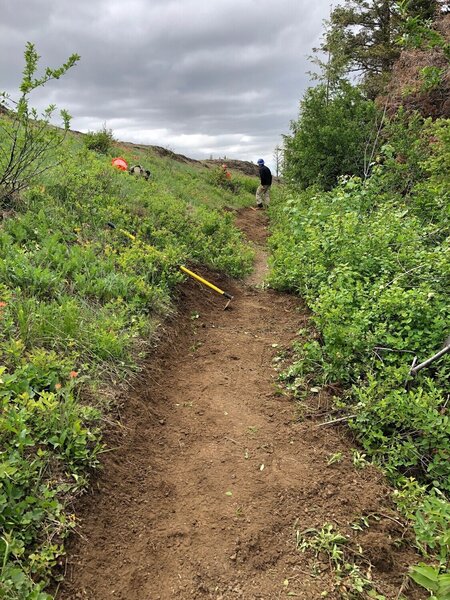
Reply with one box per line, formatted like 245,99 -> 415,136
283,83 -> 379,190
0,357 -> 101,598
208,165 -> 241,194
232,174 -> 258,195
83,124 -> 115,154
410,563 -> 450,600
269,113 -> 450,572
269,126 -> 449,484
0,43 -> 79,207
395,478 -> 450,568
353,379 -> 450,492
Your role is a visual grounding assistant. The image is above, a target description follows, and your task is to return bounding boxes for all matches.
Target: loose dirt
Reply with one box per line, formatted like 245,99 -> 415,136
59,209 -> 422,599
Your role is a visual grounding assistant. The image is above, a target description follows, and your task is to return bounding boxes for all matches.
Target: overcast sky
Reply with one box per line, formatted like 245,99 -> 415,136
1,0 -> 331,166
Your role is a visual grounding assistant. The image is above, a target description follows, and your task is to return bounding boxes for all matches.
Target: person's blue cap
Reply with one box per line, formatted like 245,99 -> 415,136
257,158 -> 264,165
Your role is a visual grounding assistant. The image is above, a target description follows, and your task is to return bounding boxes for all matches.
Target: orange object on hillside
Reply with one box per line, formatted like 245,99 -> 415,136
111,157 -> 128,171
222,163 -> 231,179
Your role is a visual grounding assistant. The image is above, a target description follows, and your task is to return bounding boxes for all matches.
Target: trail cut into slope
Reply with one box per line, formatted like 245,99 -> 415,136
60,209 -> 421,599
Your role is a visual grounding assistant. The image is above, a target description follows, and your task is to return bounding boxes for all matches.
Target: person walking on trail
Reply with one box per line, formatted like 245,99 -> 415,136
256,158 -> 272,209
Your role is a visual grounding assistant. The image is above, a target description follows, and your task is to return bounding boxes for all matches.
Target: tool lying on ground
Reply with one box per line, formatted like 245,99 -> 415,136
409,338 -> 450,377
106,222 -> 234,309
179,265 -> 233,308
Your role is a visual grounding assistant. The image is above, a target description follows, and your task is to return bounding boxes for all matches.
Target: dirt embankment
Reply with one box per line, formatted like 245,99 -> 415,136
381,13 -> 450,118
59,209 -> 422,599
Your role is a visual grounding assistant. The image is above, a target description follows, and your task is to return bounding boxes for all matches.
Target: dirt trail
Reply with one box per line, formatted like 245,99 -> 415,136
60,209 -> 420,599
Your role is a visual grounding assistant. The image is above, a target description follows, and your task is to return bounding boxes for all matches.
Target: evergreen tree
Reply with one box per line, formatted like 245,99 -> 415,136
319,0 -> 440,98
406,0 -> 440,20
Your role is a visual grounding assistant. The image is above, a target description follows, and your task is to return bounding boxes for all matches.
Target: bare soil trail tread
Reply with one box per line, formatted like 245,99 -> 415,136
60,209 -> 421,600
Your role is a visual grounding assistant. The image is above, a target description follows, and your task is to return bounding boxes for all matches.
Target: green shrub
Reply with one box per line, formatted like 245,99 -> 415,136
234,174 -> 258,195
353,378 -> 450,491
83,124 -> 115,154
269,167 -> 449,485
269,113 -> 450,571
283,83 -> 379,190
208,165 -> 241,193
0,43 -> 78,207
0,359 -> 101,597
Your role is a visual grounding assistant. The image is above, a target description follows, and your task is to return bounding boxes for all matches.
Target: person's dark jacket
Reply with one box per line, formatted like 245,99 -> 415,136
259,165 -> 272,186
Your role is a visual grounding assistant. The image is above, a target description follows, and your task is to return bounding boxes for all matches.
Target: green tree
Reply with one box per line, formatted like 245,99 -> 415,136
406,0 -> 441,20
327,0 -> 401,97
0,42 -> 80,207
283,83 -> 379,190
318,0 -> 440,98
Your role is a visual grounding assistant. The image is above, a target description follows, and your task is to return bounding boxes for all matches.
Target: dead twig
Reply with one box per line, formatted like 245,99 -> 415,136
224,436 -> 239,445
316,415 -> 357,427
395,574 -> 410,599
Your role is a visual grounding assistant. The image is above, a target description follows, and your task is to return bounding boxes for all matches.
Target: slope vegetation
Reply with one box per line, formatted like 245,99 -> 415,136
0,127 -> 257,599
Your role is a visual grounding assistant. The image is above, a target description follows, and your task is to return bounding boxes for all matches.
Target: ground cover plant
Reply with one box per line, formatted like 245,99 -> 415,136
0,48 -> 256,597
269,112 -> 450,587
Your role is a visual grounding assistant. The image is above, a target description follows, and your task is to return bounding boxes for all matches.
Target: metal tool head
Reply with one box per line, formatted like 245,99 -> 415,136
223,291 -> 233,310
224,296 -> 233,310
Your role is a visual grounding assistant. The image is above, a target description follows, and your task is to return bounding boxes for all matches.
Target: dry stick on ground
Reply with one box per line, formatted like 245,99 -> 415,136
395,575 -> 411,600
316,415 -> 357,427
303,408 -> 347,419
224,436 -> 239,445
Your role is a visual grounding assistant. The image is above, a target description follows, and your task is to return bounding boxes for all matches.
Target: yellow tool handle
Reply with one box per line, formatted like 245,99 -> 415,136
119,228 -> 137,241
180,266 -> 233,299
108,223 -> 233,301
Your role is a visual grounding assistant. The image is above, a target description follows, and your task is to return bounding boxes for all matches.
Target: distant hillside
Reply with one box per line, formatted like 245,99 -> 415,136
109,139 -> 259,176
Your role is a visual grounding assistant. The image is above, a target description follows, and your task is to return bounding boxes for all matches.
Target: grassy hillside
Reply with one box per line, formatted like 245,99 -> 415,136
0,124 -> 257,599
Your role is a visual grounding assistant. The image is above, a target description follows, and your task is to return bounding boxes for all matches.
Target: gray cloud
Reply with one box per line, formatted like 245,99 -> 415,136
0,0 -> 331,166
